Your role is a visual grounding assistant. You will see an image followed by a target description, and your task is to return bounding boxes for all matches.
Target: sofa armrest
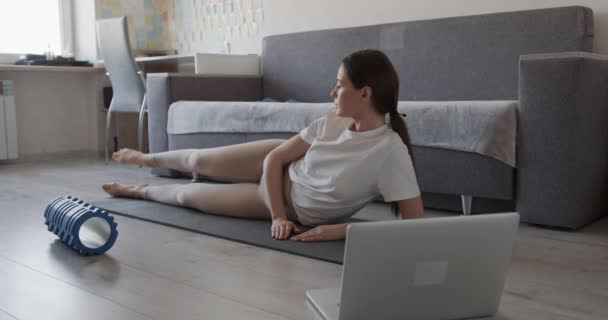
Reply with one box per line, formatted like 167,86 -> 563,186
146,73 -> 263,176
518,52 -> 608,229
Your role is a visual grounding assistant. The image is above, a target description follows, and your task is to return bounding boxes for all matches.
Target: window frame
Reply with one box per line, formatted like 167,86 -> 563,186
0,0 -> 74,62
58,0 -> 74,57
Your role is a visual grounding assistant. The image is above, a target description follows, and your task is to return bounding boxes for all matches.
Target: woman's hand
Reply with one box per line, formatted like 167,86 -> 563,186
290,223 -> 348,242
271,218 -> 302,240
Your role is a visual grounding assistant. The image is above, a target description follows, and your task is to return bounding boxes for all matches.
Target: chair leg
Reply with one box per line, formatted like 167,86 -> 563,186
138,94 -> 147,153
461,194 -> 472,215
105,109 -> 113,164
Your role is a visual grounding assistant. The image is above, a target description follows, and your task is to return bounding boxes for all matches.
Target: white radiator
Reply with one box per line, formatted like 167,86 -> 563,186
0,80 -> 18,160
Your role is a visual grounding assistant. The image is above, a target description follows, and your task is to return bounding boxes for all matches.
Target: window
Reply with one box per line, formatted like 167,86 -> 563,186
0,0 -> 72,56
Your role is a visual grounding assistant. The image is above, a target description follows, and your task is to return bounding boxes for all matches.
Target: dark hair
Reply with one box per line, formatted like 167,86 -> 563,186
342,49 -> 415,217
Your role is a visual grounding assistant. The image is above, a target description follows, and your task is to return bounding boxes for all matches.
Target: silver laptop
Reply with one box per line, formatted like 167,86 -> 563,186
306,212 -> 519,320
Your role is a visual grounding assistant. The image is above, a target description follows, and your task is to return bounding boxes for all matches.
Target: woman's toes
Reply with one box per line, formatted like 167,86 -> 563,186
112,148 -> 145,165
102,182 -> 122,196
113,149 -> 129,163
102,182 -> 148,199
111,151 -> 121,162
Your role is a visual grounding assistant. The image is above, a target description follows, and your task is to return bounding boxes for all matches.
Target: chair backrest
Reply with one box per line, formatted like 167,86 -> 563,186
96,17 -> 145,112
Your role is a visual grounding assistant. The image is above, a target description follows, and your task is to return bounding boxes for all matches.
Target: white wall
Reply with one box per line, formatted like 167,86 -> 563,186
223,0 -> 608,55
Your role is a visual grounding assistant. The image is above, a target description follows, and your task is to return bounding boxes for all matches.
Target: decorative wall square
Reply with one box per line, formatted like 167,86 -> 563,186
99,0 -> 264,53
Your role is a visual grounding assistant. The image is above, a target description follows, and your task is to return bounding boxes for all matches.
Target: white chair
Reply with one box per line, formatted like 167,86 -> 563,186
96,16 -> 147,163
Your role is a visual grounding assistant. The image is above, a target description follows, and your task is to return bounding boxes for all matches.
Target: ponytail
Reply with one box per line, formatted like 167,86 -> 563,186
388,111 -> 415,216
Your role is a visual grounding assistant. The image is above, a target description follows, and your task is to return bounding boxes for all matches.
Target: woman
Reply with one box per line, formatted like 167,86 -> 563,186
103,49 -> 424,241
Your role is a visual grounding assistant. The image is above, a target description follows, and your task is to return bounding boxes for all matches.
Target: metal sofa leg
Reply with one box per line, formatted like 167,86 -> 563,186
137,94 -> 148,168
105,107 -> 113,164
137,94 -> 147,153
461,194 -> 472,215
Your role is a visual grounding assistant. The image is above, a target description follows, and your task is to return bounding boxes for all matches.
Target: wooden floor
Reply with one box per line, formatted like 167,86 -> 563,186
0,155 -> 606,320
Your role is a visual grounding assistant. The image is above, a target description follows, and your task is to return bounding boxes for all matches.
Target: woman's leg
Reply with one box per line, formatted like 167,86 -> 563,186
113,139 -> 286,182
102,181 -> 271,219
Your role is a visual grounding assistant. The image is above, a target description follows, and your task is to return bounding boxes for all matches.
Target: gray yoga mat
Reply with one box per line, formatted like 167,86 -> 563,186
90,197 -> 346,264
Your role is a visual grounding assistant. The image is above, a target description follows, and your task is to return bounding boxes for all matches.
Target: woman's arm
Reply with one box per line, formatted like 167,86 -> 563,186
291,196 -> 425,242
263,155 -> 302,240
261,155 -> 290,221
290,223 -> 349,242
264,135 -> 312,240
397,196 -> 424,219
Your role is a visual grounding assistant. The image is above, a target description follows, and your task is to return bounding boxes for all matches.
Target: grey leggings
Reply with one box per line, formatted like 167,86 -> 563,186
138,139 -> 299,221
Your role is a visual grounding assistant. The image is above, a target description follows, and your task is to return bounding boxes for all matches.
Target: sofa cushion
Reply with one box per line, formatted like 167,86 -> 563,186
262,6 -> 592,102
400,101 -> 517,167
168,101 -> 334,134
167,100 -> 517,167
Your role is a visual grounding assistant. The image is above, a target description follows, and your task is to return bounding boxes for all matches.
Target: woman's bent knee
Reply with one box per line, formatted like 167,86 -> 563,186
175,190 -> 190,207
186,150 -> 203,172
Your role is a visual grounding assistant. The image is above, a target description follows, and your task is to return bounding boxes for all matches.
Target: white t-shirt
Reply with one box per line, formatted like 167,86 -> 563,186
288,110 -> 420,226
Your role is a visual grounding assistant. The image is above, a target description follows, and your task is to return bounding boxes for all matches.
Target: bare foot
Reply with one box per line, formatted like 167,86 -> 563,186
112,148 -> 147,165
102,182 -> 150,199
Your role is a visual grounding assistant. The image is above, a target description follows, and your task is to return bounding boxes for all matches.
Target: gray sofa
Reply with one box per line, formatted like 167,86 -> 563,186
146,6 -> 608,230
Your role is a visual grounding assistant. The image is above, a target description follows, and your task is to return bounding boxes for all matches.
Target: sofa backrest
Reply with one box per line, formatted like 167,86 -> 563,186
262,6 -> 593,102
